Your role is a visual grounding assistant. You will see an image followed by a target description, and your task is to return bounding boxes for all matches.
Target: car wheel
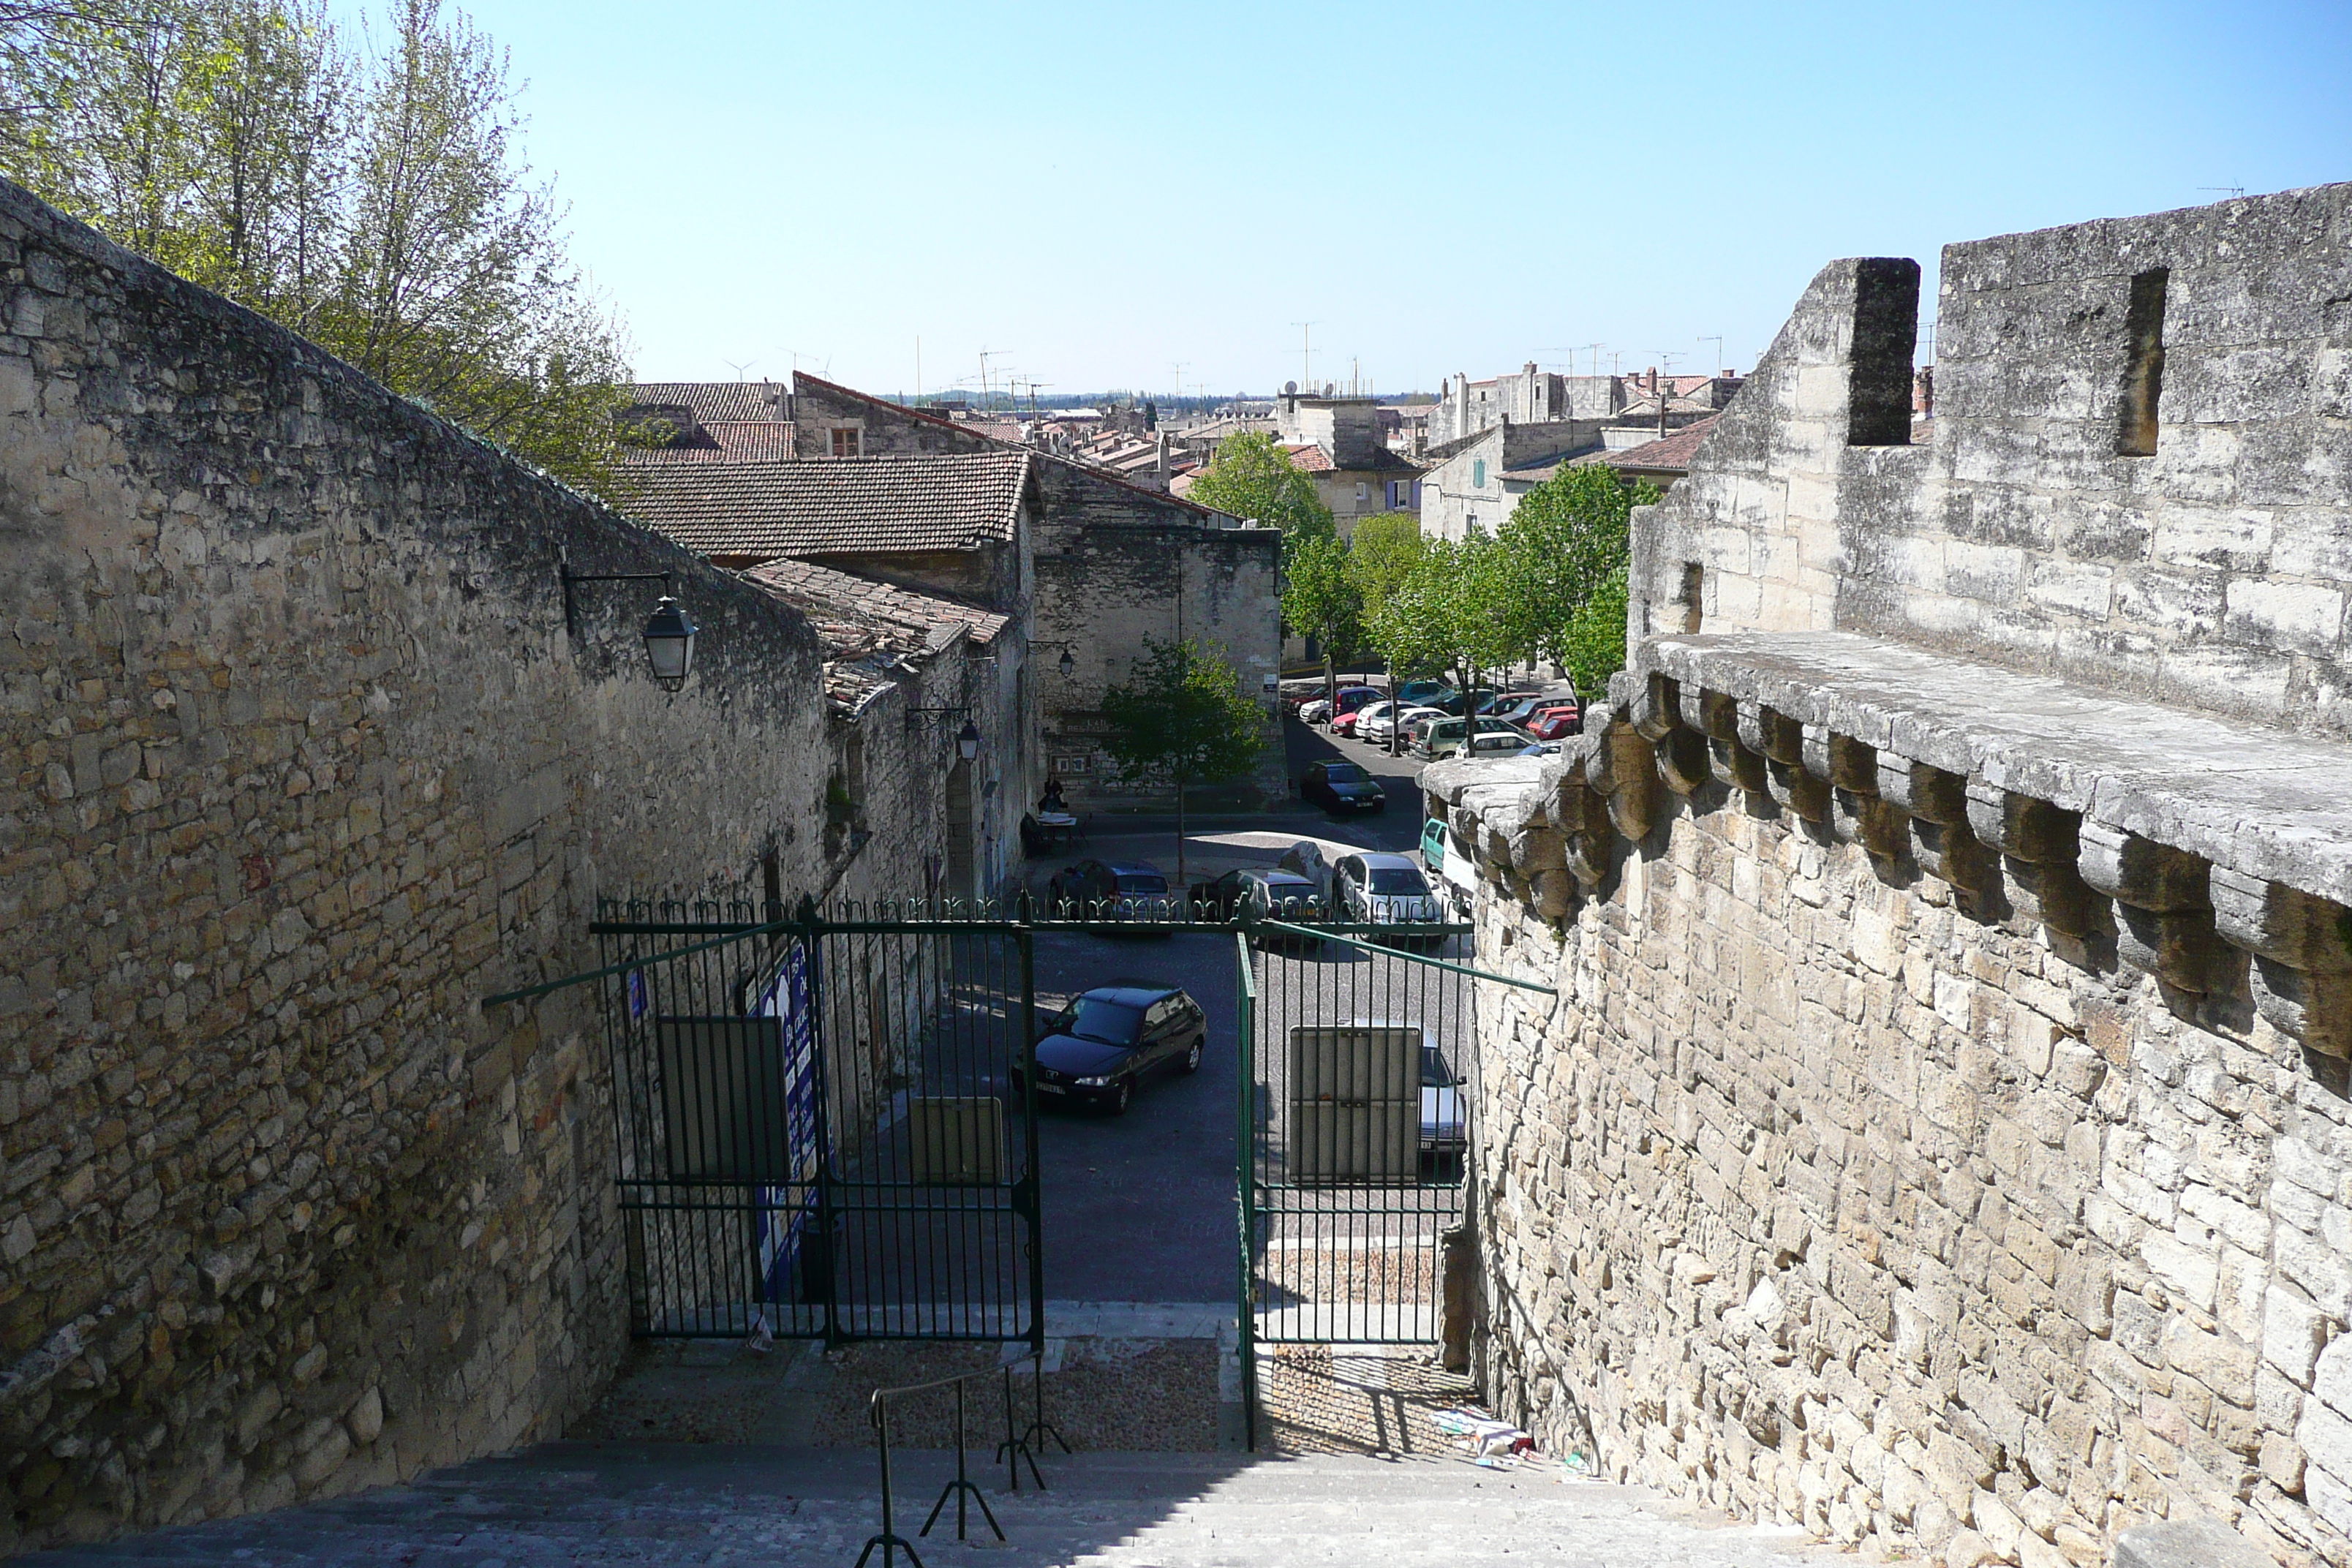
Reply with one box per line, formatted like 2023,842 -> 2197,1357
1109,1078 -> 1133,1115
1182,1037 -> 1204,1074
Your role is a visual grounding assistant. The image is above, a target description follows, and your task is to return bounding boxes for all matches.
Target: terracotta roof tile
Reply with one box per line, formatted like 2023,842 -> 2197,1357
1569,414 -> 1720,475
627,382 -> 791,423
625,451 -> 1031,559
739,557 -> 1008,713
620,421 -> 794,464
1281,442 -> 1335,472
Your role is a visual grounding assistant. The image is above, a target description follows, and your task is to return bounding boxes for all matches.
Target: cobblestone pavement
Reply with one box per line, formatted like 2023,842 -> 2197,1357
20,1444 -> 1839,1567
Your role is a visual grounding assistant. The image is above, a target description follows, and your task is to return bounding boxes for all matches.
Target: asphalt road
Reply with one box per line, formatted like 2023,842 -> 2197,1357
1024,718 -> 1471,1306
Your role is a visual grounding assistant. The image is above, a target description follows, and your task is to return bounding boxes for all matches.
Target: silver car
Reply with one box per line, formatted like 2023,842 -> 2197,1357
1333,851 -> 1442,946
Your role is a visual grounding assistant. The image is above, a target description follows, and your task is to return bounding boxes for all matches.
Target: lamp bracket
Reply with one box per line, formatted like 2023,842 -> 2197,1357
560,559 -> 676,638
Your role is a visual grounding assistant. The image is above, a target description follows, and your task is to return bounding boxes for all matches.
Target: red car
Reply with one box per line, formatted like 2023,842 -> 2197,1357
1523,703 -> 1583,742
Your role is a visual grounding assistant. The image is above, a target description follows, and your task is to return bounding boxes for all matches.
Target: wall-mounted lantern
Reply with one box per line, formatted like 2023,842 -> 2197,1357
641,597 -> 698,692
1059,647 -> 1076,678
562,557 -> 698,693
908,704 -> 982,761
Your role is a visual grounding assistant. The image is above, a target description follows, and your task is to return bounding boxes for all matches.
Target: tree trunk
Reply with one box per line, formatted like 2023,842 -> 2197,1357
1175,778 -> 1187,900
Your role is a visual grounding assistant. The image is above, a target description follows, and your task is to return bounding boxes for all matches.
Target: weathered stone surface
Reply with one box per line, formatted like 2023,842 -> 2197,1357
0,177 -> 845,1552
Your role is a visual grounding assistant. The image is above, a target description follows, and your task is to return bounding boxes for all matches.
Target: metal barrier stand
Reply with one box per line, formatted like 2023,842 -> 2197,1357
859,1361 -> 1018,1568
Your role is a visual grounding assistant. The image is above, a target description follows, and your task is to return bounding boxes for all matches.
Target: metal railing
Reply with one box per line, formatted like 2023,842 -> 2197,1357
855,1347 -> 1066,1568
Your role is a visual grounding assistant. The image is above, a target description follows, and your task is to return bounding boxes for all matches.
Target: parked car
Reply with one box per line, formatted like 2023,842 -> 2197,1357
1322,686 -> 1384,728
1419,815 -> 1447,874
1523,703 -> 1583,742
1012,982 -> 1207,1115
1430,687 -> 1507,717
1411,716 -> 1532,760
1191,869 -> 1324,946
1045,859 -> 1176,922
1397,709 -> 1450,748
1330,697 -> 1390,738
1486,693 -> 1561,725
1360,704 -> 1443,747
1477,690 -> 1545,718
1395,679 -> 1453,709
1303,759 -> 1387,814
1418,1036 -> 1466,1162
1517,740 -> 1563,757
1277,840 -> 1338,907
1333,851 -> 1443,945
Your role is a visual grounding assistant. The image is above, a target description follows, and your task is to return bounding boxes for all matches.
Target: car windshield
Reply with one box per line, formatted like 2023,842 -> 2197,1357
1323,764 -> 1368,783
1066,997 -> 1141,1045
1422,1045 -> 1455,1088
1117,874 -> 1168,894
1370,868 -> 1431,895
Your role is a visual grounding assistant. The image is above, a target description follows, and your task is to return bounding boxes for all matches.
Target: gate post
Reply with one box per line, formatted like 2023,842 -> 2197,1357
1233,925 -> 1259,1452
1018,909 -> 1046,1358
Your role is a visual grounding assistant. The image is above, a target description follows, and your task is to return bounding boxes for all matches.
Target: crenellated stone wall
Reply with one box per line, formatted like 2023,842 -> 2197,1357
1439,186 -> 2352,1568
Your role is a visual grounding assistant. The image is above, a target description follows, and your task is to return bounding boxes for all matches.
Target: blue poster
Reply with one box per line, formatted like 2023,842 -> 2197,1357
750,940 -> 821,1303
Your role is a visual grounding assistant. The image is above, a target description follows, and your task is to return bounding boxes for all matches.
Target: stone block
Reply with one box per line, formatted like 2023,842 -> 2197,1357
2111,1517 -> 2274,1568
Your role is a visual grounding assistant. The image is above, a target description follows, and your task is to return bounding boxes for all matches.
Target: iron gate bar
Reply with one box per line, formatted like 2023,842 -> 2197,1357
1255,919 -> 1554,992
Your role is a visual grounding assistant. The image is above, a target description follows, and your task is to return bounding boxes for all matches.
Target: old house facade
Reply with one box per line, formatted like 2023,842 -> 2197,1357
1273,391 -> 1423,538
1418,416 -> 1613,541
1426,185 -> 2352,1568
631,373 -> 1286,815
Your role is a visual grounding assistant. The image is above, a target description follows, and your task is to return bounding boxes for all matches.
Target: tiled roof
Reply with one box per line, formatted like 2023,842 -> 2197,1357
1570,414 -> 1720,475
1281,442 -> 1419,475
625,451 -> 1032,559
1501,445 -> 1606,486
1281,442 -> 1335,473
739,557 -> 1007,714
628,382 -> 791,423
620,421 -> 794,464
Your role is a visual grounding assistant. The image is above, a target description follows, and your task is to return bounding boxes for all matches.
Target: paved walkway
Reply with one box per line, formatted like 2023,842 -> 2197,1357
23,1444 -> 1833,1567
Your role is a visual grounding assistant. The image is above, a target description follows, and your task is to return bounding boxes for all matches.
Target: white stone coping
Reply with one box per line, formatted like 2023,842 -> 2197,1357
1633,631 -> 2352,908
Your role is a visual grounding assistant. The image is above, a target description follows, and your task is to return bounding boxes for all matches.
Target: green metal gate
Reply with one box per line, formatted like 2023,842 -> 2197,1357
538,895 -> 1049,1346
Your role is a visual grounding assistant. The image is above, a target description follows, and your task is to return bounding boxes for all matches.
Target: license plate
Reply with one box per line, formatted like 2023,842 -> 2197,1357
1039,1084 -> 1066,1095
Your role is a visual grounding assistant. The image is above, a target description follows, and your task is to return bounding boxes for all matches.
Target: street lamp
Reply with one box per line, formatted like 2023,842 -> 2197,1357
1058,647 -> 1076,678
561,559 -> 697,694
957,720 -> 982,761
641,597 -> 698,693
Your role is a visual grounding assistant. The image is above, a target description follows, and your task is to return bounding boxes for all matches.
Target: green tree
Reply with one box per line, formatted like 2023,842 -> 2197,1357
1098,637 -> 1264,891
1367,528 -> 1527,719
1187,430 -> 1333,554
1496,465 -> 1659,676
1345,511 -> 1423,627
0,0 -> 631,495
1556,560 -> 1631,696
1280,531 -> 1362,709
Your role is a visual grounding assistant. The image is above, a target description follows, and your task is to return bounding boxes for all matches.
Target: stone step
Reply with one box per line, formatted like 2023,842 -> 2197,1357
20,1447 -> 1821,1568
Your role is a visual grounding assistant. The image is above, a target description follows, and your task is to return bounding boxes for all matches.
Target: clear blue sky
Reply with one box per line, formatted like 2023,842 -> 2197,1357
445,0 -> 2351,398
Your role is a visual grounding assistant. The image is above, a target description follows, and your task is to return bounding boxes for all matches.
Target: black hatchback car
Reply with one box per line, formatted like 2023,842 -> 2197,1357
1012,982 -> 1206,1115
1302,760 -> 1386,815
1044,859 -> 1176,921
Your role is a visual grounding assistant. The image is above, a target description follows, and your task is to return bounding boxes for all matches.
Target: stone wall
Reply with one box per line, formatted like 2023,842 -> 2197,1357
1632,184 -> 2352,739
1439,187 -> 2352,1568
1029,456 -> 1286,811
0,180 -> 840,1551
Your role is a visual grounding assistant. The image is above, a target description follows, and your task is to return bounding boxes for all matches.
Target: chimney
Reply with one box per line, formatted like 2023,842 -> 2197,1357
1913,366 -> 1934,418
1523,361 -> 1537,375
1646,367 -> 1659,395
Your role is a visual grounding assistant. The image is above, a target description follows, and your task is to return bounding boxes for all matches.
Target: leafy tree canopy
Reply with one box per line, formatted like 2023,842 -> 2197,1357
1097,637 -> 1265,888
1495,466 -> 1658,674
1280,531 -> 1361,686
1098,637 -> 1264,792
1344,512 -> 1424,626
0,0 -> 633,496
1187,431 -> 1333,551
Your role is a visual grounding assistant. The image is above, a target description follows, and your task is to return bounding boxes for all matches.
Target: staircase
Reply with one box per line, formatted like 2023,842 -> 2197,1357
22,1444 -> 1823,1567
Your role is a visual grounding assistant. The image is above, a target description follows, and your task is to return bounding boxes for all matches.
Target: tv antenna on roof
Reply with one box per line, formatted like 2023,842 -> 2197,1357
1290,323 -> 1316,393
723,358 -> 757,381
1697,336 -> 1724,376
2198,185 -> 2247,198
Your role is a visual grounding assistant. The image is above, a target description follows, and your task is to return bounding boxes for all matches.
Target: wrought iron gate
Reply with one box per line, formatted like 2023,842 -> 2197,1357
585,895 -> 1044,1346
1236,919 -> 1477,1343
